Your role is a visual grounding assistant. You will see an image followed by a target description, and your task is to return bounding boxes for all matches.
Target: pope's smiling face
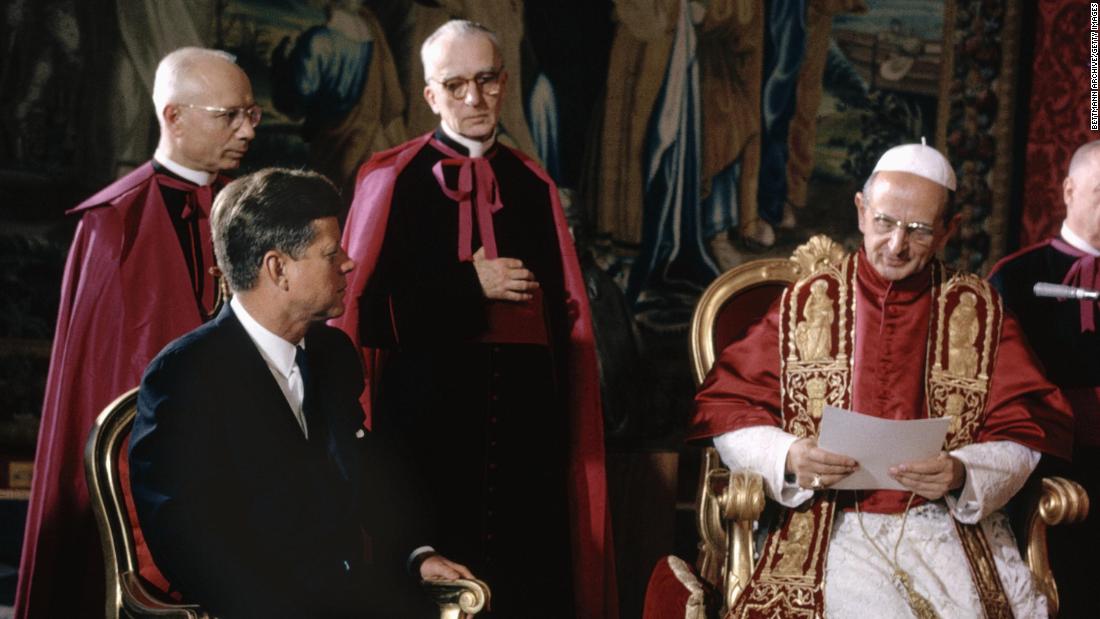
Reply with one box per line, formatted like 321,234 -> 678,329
855,171 -> 958,282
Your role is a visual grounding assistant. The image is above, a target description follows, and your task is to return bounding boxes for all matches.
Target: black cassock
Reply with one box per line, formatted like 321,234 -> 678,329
360,130 -> 575,618
990,239 -> 1100,618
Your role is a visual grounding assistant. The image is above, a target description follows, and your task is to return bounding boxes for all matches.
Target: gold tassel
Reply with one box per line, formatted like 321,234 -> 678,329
856,493 -> 941,619
895,569 -> 940,619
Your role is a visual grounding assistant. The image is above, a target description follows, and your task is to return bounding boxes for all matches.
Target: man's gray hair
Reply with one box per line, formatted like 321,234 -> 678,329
151,47 -> 237,120
420,19 -> 500,82
211,168 -> 342,292
1067,139 -> 1100,178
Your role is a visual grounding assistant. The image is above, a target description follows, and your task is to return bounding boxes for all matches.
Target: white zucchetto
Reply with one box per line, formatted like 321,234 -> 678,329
871,138 -> 957,191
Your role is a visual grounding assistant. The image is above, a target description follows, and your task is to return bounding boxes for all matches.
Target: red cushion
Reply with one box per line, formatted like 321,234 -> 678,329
712,283 -> 787,354
642,556 -> 715,619
117,436 -> 180,601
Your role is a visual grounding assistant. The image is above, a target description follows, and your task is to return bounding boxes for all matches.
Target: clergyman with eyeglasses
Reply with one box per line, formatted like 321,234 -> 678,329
16,47 -> 258,618
331,19 -> 616,618
687,143 -> 1073,616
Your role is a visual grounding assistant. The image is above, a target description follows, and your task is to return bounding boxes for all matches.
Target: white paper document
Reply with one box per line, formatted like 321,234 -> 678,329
817,405 -> 950,490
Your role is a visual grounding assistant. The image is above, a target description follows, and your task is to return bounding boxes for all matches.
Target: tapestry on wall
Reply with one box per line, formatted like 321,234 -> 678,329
942,0 -> 1023,273
587,0 -> 1019,328
1020,0 -> 1097,249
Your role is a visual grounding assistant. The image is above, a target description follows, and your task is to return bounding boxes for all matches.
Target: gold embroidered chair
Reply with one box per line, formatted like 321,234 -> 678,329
85,387 -> 491,619
648,236 -> 1089,618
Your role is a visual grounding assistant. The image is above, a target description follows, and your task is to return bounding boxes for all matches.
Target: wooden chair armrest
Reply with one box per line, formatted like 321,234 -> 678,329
696,449 -> 765,614
119,571 -> 208,618
1025,476 -> 1089,618
422,578 -> 492,619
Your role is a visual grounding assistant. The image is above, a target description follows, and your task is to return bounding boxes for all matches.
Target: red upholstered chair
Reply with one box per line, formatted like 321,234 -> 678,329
642,255 -> 800,619
85,388 -> 202,619
643,556 -> 717,619
85,387 -> 491,619
643,235 -> 1090,618
686,257 -> 802,387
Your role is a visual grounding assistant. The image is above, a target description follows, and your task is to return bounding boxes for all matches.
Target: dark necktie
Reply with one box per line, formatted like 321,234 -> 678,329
294,345 -> 312,437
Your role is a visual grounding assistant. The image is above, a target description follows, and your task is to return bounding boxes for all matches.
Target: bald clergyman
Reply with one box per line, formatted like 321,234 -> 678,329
17,47 -> 259,618
989,139 -> 1100,617
688,142 -> 1073,617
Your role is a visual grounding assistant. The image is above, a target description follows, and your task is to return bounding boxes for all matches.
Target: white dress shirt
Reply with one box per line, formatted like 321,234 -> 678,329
231,296 -> 309,438
231,300 -> 437,565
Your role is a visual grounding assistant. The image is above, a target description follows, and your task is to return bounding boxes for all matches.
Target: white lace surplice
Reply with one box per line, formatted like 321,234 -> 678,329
714,428 -> 1046,618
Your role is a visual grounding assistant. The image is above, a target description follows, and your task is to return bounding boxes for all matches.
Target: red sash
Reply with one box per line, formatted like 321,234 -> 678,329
473,288 -> 550,346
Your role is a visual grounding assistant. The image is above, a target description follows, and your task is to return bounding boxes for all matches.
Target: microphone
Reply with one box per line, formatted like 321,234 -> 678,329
1033,282 -> 1100,300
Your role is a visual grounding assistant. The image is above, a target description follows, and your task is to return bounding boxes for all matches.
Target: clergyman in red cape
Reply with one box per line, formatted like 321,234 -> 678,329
16,48 -> 257,618
331,19 -> 617,619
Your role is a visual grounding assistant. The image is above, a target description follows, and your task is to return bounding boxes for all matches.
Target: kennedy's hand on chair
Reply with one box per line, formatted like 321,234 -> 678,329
890,452 -> 965,500
420,554 -> 475,581
785,438 -> 858,490
473,247 -> 539,302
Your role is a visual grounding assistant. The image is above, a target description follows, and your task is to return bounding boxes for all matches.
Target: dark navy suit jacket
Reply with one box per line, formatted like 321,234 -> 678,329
130,306 -> 426,618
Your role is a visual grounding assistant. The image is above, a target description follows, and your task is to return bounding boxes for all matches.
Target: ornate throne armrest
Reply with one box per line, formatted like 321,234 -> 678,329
1023,476 -> 1089,618
422,578 -> 492,619
696,448 -> 766,613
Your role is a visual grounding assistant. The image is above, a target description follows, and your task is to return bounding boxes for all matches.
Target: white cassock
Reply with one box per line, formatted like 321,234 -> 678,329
716,426 -> 1047,618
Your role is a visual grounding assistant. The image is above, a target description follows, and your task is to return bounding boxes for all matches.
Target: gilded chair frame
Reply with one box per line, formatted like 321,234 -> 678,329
85,387 -> 205,619
85,387 -> 491,619
687,238 -> 1089,617
689,258 -> 801,384
688,258 -> 799,612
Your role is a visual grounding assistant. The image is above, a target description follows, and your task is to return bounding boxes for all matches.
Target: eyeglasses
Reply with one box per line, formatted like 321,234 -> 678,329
428,68 -> 504,100
870,211 -> 936,245
179,103 -> 262,130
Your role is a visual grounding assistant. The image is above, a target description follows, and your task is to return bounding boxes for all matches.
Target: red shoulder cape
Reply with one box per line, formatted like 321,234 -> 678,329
332,133 -> 618,619
17,162 -> 224,617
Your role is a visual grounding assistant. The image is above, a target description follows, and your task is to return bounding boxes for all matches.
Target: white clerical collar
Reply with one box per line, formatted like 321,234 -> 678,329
231,296 -> 302,380
1060,222 -> 1100,256
153,150 -> 214,187
440,122 -> 495,158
